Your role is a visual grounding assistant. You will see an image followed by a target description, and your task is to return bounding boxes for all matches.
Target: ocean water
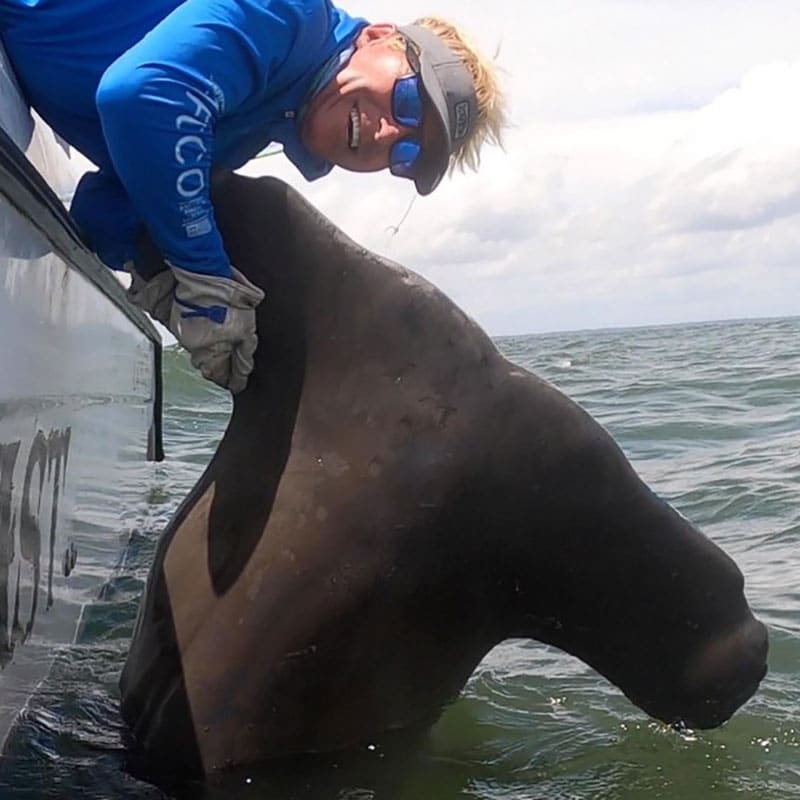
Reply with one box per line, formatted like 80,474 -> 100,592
0,316 -> 798,799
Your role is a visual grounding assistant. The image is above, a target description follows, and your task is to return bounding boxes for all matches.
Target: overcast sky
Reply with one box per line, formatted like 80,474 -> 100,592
241,0 -> 800,336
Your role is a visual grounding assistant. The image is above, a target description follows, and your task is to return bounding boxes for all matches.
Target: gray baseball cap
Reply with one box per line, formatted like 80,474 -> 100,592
398,24 -> 478,195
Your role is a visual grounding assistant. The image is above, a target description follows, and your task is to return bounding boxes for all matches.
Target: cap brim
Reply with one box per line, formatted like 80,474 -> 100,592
411,117 -> 448,196
399,26 -> 455,196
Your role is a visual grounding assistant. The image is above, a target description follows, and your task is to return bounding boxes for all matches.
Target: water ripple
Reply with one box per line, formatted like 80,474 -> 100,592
4,320 -> 800,799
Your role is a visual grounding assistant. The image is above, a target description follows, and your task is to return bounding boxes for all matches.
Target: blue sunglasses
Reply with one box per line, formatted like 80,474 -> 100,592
389,43 -> 425,180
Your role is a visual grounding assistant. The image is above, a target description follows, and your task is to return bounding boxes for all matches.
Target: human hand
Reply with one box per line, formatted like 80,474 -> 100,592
126,265 -> 176,328
169,266 -> 265,394
70,170 -> 140,270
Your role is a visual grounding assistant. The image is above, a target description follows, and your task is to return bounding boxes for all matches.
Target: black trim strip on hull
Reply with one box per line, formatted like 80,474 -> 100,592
0,124 -> 164,461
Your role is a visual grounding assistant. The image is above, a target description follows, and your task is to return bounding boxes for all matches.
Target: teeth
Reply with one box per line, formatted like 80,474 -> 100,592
348,106 -> 360,150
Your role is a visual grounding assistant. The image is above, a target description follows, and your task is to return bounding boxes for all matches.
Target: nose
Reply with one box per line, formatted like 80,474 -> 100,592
375,116 -> 411,146
679,616 -> 768,728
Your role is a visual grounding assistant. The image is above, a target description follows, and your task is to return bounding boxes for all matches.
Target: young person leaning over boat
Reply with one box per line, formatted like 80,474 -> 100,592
0,0 -> 506,393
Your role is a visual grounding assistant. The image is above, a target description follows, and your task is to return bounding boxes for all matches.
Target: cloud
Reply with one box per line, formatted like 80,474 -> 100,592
648,63 -> 800,234
55,0 -> 800,336
244,4 -> 800,334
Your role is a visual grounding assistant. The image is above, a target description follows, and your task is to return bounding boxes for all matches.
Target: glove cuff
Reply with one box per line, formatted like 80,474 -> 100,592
169,263 -> 265,311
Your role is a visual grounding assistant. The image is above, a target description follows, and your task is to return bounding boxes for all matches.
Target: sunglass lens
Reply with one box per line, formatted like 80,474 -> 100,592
390,138 -> 422,179
392,75 -> 423,129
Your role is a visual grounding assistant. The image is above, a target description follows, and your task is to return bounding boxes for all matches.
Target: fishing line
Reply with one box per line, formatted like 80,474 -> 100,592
385,192 -> 418,237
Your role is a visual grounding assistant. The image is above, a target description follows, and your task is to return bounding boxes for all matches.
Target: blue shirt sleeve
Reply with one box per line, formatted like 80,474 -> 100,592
95,0 -> 323,277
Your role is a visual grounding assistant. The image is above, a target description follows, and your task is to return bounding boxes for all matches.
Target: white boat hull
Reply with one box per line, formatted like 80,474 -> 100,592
0,41 -> 162,744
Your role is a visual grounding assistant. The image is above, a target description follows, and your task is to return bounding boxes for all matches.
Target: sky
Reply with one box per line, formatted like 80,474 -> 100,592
239,0 -> 800,336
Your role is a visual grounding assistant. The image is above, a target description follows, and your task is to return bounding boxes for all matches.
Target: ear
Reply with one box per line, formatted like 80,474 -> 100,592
354,23 -> 397,49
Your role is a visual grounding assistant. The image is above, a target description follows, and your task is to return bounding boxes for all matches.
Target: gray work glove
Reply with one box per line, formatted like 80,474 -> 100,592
169,265 -> 265,394
125,265 -> 176,328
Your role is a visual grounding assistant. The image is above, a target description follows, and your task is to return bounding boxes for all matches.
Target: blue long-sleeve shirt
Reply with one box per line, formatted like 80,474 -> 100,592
0,0 -> 365,276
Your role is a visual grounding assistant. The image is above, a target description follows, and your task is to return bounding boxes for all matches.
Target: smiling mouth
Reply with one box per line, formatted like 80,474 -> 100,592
348,104 -> 360,150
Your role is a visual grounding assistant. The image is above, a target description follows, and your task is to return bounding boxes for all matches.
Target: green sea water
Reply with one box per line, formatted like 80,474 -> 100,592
1,316 -> 798,799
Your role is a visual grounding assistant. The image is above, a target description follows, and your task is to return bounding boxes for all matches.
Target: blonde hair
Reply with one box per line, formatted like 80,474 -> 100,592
393,17 -> 508,175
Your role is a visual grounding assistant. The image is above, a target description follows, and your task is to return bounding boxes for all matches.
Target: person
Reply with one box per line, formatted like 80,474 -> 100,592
0,0 -> 506,392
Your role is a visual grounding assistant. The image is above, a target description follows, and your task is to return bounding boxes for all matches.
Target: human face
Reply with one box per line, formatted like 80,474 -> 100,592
301,24 -> 437,176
